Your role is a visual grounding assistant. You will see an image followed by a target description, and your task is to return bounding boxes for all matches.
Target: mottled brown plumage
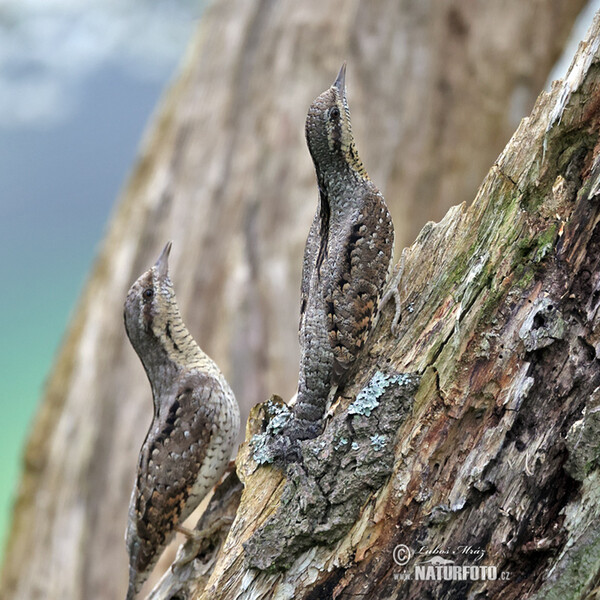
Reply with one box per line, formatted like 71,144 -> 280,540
292,63 -> 395,442
123,242 -> 239,599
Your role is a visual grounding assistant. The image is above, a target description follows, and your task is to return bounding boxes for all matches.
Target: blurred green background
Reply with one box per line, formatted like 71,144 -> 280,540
0,1 -> 204,559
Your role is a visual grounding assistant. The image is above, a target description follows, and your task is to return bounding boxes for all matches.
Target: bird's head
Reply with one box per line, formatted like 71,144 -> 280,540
305,63 -> 368,182
124,241 -> 177,349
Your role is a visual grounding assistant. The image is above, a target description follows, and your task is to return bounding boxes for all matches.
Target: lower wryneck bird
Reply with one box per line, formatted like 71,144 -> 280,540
123,242 -> 240,599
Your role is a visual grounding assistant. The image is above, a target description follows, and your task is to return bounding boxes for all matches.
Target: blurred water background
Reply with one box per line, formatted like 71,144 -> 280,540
0,0 -> 203,558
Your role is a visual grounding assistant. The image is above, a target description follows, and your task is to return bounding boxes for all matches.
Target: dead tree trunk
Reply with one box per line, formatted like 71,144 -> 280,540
0,1 -> 589,599
152,12 -> 600,600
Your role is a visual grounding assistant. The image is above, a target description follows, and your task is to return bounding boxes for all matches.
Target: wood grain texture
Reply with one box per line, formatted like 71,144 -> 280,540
0,1 -> 588,599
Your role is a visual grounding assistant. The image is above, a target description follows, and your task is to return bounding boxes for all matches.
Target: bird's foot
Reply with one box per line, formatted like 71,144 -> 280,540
174,516 -> 235,567
380,286 -> 402,336
379,248 -> 407,336
175,516 -> 234,541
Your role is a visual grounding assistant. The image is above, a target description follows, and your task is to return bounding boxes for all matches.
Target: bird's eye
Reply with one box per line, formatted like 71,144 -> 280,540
329,106 -> 341,120
143,288 -> 154,299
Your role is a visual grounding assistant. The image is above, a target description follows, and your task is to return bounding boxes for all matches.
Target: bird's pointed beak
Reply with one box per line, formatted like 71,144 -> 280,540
155,241 -> 172,278
333,62 -> 347,97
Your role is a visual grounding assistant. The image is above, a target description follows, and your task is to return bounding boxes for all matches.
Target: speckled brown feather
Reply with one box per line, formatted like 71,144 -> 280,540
123,243 -> 239,599
130,375 -> 216,576
290,64 -> 395,443
328,193 -> 394,383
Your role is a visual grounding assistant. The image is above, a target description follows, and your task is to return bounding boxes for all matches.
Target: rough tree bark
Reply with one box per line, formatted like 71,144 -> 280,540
151,13 -> 600,600
0,1 -> 588,600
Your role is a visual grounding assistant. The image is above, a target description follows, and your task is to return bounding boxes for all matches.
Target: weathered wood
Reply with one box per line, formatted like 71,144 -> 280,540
155,11 -> 600,600
0,1 -> 588,599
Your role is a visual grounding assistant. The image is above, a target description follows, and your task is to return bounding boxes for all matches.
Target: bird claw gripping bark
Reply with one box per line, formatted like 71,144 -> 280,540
172,516 -> 234,567
123,242 -> 240,599
379,247 -> 407,336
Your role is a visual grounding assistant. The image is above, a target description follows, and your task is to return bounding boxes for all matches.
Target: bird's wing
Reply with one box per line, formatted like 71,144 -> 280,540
299,208 -> 321,332
131,373 -> 218,573
328,193 -> 394,384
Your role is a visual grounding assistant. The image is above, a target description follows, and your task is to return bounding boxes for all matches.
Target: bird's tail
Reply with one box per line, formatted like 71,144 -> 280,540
125,567 -> 140,600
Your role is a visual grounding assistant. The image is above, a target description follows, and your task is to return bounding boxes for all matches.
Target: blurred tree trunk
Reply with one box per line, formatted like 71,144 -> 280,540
0,1 -> 588,599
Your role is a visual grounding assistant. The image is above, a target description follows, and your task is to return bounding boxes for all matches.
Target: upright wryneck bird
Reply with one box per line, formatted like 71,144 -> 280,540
292,63 -> 395,442
123,242 -> 240,599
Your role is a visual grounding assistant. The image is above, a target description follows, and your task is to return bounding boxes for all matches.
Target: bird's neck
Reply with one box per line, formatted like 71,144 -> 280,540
315,141 -> 370,190
316,156 -> 374,213
137,315 -> 220,402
